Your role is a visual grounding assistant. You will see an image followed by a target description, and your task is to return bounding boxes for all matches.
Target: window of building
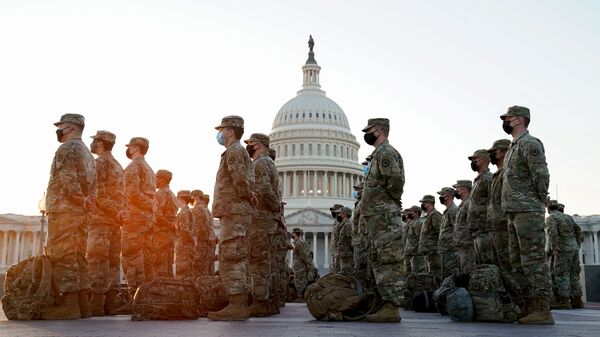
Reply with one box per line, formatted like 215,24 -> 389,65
284,145 -> 288,157
316,113 -> 319,118
325,144 -> 329,156
309,144 -> 313,155
292,144 -> 296,156
317,143 -> 321,156
300,144 -> 304,156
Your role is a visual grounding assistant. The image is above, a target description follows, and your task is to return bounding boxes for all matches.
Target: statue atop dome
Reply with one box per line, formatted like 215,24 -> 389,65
306,35 -> 317,65
308,35 -> 314,52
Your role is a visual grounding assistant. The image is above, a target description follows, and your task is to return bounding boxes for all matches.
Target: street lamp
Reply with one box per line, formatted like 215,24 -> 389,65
37,193 -> 46,255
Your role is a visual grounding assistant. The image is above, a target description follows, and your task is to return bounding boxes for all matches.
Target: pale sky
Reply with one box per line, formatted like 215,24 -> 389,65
1,0 -> 599,216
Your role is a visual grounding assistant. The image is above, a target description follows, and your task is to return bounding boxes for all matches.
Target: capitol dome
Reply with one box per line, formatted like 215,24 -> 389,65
269,36 -> 363,216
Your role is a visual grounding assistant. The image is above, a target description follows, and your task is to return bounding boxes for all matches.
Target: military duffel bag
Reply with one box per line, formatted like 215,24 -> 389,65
194,276 -> 228,316
132,277 -> 200,321
2,255 -> 53,320
468,264 -> 517,323
402,272 -> 436,309
304,273 -> 371,321
447,287 -> 474,322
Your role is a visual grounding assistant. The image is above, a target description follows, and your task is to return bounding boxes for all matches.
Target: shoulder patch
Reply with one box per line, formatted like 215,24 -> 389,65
381,159 -> 390,167
56,154 -> 63,162
530,148 -> 540,156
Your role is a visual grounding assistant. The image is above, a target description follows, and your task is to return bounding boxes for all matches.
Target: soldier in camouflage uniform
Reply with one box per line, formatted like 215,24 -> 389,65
352,182 -> 370,288
153,170 -> 178,278
87,130 -> 126,316
546,200 -> 583,309
176,190 -> 195,280
336,207 -> 354,275
191,190 -> 210,277
437,187 -> 459,280
329,203 -> 343,273
42,114 -> 96,320
452,180 -> 474,274
556,203 -> 584,308
467,149 -> 495,265
500,106 -> 553,324
244,133 -> 281,316
487,139 -> 523,308
418,195 -> 442,285
274,201 -> 294,308
208,116 -> 256,321
118,137 -> 157,314
361,118 -> 404,323
201,194 -> 217,276
291,228 -> 316,297
404,206 -> 424,275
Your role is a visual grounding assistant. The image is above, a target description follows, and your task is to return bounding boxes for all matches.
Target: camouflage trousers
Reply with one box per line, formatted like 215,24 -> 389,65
364,212 -> 405,307
439,251 -> 459,280
353,237 -> 370,289
152,228 -> 175,278
175,233 -> 195,281
492,228 -> 524,306
552,249 -> 582,298
122,217 -> 153,291
456,244 -> 476,274
194,240 -> 212,277
507,212 -> 552,301
407,255 -> 425,274
293,265 -> 314,297
47,212 -> 89,293
206,243 -> 216,275
218,214 -> 251,296
424,253 -> 441,285
248,217 -> 273,301
86,223 -> 121,295
473,231 -> 497,265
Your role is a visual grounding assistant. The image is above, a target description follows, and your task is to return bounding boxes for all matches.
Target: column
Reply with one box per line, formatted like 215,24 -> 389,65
323,232 -> 329,268
313,171 -> 317,196
333,172 -> 338,197
312,232 -> 318,266
13,231 -> 21,264
595,231 -> 600,265
32,231 -> 39,256
303,170 -> 308,196
1,230 -> 7,266
323,171 -> 328,197
293,171 -> 298,197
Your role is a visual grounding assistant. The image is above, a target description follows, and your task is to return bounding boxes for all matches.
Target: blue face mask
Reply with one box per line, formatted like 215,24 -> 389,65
352,190 -> 359,199
216,131 -> 225,146
362,164 -> 369,176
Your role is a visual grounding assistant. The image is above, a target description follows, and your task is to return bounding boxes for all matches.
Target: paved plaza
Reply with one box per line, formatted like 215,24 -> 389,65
1,302 -> 599,337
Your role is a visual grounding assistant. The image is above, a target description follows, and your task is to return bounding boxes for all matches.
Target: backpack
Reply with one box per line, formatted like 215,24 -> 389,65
194,276 -> 228,316
433,275 -> 457,315
413,290 -> 436,312
132,277 -> 200,320
447,287 -> 474,322
468,264 -> 518,322
304,273 -> 371,321
402,273 -> 436,309
1,255 -> 53,320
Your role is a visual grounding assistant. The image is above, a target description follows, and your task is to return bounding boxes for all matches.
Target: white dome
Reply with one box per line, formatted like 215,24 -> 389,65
271,90 -> 351,130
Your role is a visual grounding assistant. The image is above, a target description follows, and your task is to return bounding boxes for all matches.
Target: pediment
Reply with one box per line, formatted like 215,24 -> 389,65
285,208 -> 333,226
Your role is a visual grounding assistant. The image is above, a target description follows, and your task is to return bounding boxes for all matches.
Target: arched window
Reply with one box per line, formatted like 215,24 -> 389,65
300,144 -> 304,156
346,147 -> 349,159
292,144 -> 296,156
277,146 -> 281,157
316,113 -> 319,118
333,144 -> 337,156
296,113 -> 299,118
284,145 -> 288,157
329,114 -> 332,119
325,144 -> 329,156
302,112 -> 306,118
309,113 -> 312,118
308,144 -> 313,155
317,143 -> 321,156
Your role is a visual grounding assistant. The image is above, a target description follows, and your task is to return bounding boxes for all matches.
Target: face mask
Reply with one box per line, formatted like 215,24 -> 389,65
336,215 -> 343,222
407,214 -> 415,220
55,128 -> 67,142
420,203 -> 427,212
246,144 -> 256,157
362,164 -> 369,176
401,214 -> 407,222
470,160 -> 478,172
90,141 -> 98,154
126,148 -> 132,159
352,190 -> 358,199
454,191 -> 461,199
331,211 -> 337,218
439,196 -> 446,204
363,131 -> 377,145
502,120 -> 514,134
216,131 -> 225,146
489,152 -> 498,165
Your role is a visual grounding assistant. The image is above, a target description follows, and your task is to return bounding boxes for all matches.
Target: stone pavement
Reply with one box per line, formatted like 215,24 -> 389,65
1,303 -> 599,337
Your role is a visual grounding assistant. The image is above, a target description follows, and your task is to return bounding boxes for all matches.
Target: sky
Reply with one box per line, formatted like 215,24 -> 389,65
1,0 -> 599,216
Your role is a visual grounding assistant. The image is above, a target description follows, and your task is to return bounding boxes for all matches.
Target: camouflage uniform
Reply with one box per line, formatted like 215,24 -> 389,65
361,135 -> 405,307
453,180 -> 475,274
176,193 -> 195,280
467,150 -> 495,265
203,197 -> 217,275
330,204 -> 343,273
337,208 -> 354,275
292,233 -> 315,296
546,208 -> 582,300
404,212 -> 425,274
501,106 -> 552,320
122,137 -> 156,291
274,221 -> 293,305
437,188 -> 459,280
153,170 -> 178,278
191,192 -> 210,278
418,197 -> 442,284
87,131 -> 125,301
46,119 -> 96,295
352,184 -> 370,287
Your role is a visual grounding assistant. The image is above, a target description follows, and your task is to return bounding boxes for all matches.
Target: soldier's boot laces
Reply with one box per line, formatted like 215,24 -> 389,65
207,294 -> 250,321
79,290 -> 92,318
41,292 -> 81,320
248,299 -> 271,317
552,296 -> 572,310
89,293 -> 106,317
104,291 -> 119,315
518,298 -> 554,325
365,302 -> 401,323
570,296 -> 585,309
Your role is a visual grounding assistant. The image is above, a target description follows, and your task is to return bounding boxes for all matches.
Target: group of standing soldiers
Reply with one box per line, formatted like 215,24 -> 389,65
43,113 -> 217,319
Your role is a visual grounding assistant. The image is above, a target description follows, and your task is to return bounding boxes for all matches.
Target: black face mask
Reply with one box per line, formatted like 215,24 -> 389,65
336,215 -> 343,222
364,131 -> 377,145
331,211 -> 337,218
55,128 -> 66,142
470,161 -> 478,172
407,214 -> 415,220
502,120 -> 513,134
439,196 -> 446,204
489,152 -> 498,165
454,191 -> 461,199
401,214 -> 407,222
420,203 -> 427,212
246,144 -> 256,158
126,148 -> 132,159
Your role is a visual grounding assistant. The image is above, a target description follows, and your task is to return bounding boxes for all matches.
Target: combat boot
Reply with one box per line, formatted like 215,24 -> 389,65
89,293 -> 105,317
551,296 -> 572,310
269,301 -> 281,315
207,294 -> 250,321
519,298 -> 554,325
366,302 -> 401,323
248,300 -> 270,317
78,290 -> 92,318
41,292 -> 81,320
115,301 -> 133,315
571,296 -> 585,309
104,291 -> 119,315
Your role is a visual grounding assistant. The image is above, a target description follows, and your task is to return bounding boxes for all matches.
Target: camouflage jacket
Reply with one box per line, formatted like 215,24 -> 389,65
155,186 -> 178,231
467,169 -> 492,233
252,153 -> 280,218
46,138 -> 96,213
404,218 -> 423,256
337,218 -> 353,259
352,199 -> 362,246
123,157 -> 156,218
176,205 -> 194,244
205,207 -> 216,244
192,204 -> 210,242
438,203 -> 458,253
331,219 -> 341,260
292,238 -> 314,272
564,213 -> 583,248
418,208 -> 442,255
212,140 -> 254,218
501,131 -> 549,213
453,199 -> 472,247
361,140 -> 404,216
487,168 -> 507,232
546,210 -> 579,252
91,151 -> 124,223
